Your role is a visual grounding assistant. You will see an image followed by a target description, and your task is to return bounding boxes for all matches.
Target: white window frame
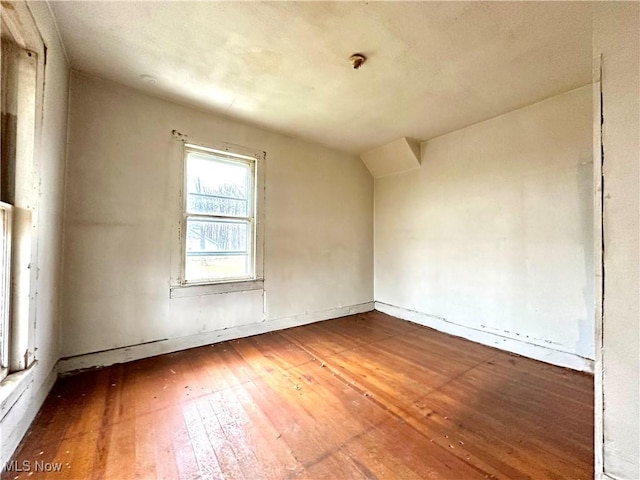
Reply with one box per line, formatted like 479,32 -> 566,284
173,141 -> 265,294
0,203 -> 12,382
1,2 -> 45,381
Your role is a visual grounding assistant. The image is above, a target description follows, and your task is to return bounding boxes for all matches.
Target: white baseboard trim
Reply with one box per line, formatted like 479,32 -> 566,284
1,362 -> 58,467
375,302 -> 594,373
597,473 -> 621,480
57,302 -> 374,374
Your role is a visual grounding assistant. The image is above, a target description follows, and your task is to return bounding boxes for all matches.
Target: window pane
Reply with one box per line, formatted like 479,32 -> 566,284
185,218 -> 251,281
186,152 -> 250,217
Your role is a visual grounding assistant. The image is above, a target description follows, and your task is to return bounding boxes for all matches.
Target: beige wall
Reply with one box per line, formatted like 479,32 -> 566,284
4,6 -> 637,477
375,86 -> 594,370
594,4 -> 640,479
0,2 -> 69,466
60,72 -> 373,360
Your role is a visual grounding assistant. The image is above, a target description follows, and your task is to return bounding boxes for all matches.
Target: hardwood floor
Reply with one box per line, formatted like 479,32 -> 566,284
3,311 -> 594,480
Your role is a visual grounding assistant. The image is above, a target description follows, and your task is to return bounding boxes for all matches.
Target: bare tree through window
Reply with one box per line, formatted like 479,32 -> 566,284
183,147 -> 255,283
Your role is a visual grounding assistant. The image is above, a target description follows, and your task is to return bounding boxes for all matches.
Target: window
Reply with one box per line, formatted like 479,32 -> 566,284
182,144 -> 258,284
1,2 -> 44,380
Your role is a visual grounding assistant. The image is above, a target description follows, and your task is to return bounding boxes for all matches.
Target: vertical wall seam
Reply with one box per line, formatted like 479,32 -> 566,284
44,0 -> 70,66
599,66 -> 606,476
56,68 -> 72,360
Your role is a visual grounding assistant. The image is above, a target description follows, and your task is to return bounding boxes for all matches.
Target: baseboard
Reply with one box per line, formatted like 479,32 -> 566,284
375,302 -> 594,373
598,473 -> 621,480
1,362 -> 58,468
57,302 -> 374,374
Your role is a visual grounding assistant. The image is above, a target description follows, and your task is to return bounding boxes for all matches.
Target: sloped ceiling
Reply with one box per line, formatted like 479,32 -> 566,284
49,1 -> 594,154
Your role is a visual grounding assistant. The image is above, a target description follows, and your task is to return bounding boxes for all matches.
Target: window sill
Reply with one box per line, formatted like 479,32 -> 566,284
0,361 -> 37,420
170,278 -> 263,299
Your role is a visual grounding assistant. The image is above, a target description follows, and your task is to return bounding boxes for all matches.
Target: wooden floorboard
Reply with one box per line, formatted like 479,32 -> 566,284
2,312 -> 594,479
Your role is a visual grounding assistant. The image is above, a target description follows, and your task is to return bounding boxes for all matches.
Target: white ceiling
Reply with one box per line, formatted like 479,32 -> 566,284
48,1 -> 594,155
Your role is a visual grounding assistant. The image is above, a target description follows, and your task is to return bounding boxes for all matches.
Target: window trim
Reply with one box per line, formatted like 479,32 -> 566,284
179,142 -> 264,287
1,1 -> 45,379
0,203 -> 12,382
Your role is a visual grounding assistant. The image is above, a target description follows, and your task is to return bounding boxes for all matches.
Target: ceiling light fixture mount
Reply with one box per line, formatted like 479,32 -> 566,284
349,53 -> 366,70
